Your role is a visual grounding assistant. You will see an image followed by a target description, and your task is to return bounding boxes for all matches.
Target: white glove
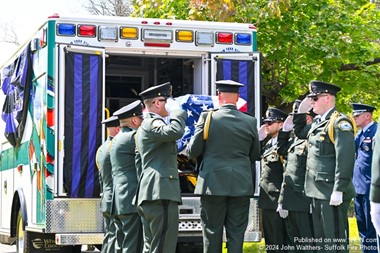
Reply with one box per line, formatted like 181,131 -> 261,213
329,191 -> 343,206
282,115 -> 293,132
165,98 -> 182,114
370,202 -> 380,236
258,125 -> 267,141
298,98 -> 313,113
276,204 -> 288,218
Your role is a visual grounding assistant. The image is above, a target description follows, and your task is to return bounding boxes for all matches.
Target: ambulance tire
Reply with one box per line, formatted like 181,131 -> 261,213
16,209 -> 28,253
94,244 -> 102,250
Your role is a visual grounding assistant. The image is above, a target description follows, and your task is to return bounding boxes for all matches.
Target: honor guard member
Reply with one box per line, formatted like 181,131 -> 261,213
351,103 -> 378,253
134,82 -> 187,253
96,116 -> 120,253
293,81 -> 356,252
370,120 -> 380,240
187,80 -> 261,253
110,100 -> 144,253
259,107 -> 292,253
278,99 -> 316,252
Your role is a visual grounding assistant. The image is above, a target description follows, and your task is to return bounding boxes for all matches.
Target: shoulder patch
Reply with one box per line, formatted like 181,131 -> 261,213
338,120 -> 352,131
152,119 -> 166,128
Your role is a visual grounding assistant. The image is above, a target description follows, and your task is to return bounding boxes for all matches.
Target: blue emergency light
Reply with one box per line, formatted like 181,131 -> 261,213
235,33 -> 251,45
57,24 -> 76,36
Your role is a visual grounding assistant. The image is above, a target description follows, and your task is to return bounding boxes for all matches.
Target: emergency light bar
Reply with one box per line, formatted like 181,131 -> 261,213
98,26 -> 118,41
55,22 -> 253,48
142,29 -> 172,42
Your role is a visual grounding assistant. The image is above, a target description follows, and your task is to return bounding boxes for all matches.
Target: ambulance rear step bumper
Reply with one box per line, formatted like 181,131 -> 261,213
55,233 -> 104,245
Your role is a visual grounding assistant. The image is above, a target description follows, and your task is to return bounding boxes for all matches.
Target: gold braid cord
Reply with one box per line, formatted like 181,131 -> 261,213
328,111 -> 357,144
203,110 -> 214,141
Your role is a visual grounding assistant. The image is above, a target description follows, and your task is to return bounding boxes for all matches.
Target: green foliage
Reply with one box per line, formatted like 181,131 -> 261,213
132,0 -> 380,115
131,0 -> 191,19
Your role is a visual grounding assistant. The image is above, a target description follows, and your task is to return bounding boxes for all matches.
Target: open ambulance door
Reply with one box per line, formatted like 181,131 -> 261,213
56,45 -> 106,198
210,52 -> 261,195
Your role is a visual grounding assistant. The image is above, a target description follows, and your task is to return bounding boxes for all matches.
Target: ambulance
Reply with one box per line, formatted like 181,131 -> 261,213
0,14 -> 262,253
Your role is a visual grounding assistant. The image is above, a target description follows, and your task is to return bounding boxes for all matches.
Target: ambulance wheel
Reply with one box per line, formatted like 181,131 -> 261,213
16,209 -> 28,253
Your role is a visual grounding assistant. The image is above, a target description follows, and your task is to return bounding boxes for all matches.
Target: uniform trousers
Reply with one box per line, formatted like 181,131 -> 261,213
101,212 -> 117,253
311,198 -> 350,253
262,208 -> 290,253
200,195 -> 250,253
354,194 -> 379,253
138,200 -> 179,253
113,212 -> 143,253
287,210 -> 315,252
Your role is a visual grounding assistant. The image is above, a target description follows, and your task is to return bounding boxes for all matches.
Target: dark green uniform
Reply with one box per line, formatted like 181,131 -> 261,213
110,127 -> 143,253
96,137 -> 117,253
293,109 -> 356,252
278,136 -> 314,252
259,130 -> 291,253
134,109 -> 187,253
187,104 -> 260,253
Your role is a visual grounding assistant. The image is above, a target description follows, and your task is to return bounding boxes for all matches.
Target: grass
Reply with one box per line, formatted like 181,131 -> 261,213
222,217 -> 362,253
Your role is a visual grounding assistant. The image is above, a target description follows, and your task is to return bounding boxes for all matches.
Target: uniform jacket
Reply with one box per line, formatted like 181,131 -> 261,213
278,136 -> 311,212
134,109 -> 187,206
110,127 -> 139,215
370,119 -> 380,202
353,122 -> 377,195
96,137 -> 113,213
259,130 -> 291,210
187,104 -> 260,196
293,109 -> 356,201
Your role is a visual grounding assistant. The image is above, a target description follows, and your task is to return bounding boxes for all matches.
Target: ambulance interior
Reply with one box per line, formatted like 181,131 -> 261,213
104,54 -> 204,115
105,54 -> 204,194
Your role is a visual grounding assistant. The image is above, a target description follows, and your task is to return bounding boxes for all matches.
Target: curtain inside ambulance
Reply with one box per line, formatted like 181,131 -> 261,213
215,58 -> 256,187
216,58 -> 255,116
63,51 -> 102,198
1,42 -> 33,147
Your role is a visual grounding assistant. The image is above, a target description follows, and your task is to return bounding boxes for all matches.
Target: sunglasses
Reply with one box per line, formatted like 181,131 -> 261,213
310,94 -> 328,102
265,121 -> 280,126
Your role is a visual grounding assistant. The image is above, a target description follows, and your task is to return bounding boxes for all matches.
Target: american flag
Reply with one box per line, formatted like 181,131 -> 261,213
174,94 -> 247,153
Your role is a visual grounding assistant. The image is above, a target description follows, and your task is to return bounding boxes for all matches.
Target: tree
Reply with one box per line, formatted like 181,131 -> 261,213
0,21 -> 20,46
131,0 -> 380,115
86,0 -> 133,16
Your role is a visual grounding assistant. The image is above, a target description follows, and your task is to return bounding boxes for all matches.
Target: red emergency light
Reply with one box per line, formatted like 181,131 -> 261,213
78,25 -> 96,37
216,32 -> 233,44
